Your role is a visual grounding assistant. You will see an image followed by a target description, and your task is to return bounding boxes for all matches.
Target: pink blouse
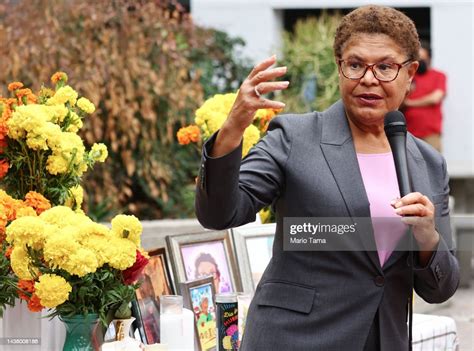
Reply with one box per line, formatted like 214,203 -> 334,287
357,152 -> 407,267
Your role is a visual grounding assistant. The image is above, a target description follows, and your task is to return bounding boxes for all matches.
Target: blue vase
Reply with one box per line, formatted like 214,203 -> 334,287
61,314 -> 99,351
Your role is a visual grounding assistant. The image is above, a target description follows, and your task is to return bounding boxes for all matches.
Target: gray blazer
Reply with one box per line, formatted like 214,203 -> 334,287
195,100 -> 459,351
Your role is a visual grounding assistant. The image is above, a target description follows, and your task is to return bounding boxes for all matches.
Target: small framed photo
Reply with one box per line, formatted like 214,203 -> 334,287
133,247 -> 174,344
180,276 -> 217,351
231,223 -> 275,293
167,230 -> 242,294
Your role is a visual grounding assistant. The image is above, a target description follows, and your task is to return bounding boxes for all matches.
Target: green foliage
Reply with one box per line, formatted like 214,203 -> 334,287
0,243 -> 18,317
191,29 -> 253,97
278,12 -> 342,113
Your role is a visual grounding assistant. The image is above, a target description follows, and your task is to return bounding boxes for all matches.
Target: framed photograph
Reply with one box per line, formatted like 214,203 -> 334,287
181,276 -> 217,351
133,247 -> 174,344
231,223 -> 276,293
167,230 -> 242,294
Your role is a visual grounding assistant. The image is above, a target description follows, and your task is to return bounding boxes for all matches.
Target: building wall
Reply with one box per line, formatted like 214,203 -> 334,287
191,0 -> 474,178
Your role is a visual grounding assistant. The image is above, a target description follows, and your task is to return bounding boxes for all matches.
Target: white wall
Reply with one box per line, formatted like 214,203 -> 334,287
191,0 -> 474,177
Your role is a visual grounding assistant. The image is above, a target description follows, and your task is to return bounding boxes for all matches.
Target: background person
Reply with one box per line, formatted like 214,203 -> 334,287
403,41 -> 447,152
195,5 -> 459,351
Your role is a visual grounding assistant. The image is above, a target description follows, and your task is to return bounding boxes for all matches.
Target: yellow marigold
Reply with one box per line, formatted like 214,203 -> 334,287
82,234 -> 113,267
46,132 -> 86,174
76,222 -> 110,241
43,229 -> 81,269
64,185 -> 84,211
242,124 -> 260,157
177,125 -> 201,145
105,238 -> 137,270
40,206 -> 91,228
10,246 -> 37,280
51,72 -> 68,84
35,274 -> 72,308
77,97 -> 95,114
89,143 -> 108,163
15,207 -> 37,218
63,248 -> 99,277
66,111 -> 83,133
48,104 -> 69,123
24,191 -> 51,215
38,87 -> 55,99
6,216 -> 51,250
111,214 -> 142,246
8,82 -> 24,91
45,154 -> 69,175
47,85 -> 78,106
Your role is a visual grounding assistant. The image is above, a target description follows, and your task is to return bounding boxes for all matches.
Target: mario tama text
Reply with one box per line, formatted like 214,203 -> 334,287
283,217 -> 370,251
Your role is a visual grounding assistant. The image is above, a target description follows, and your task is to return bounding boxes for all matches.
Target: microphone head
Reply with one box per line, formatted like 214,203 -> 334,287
384,110 -> 407,136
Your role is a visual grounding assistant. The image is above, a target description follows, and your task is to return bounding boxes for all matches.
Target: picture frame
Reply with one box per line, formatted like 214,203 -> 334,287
133,247 -> 175,344
180,276 -> 217,351
167,230 -> 242,294
231,223 -> 276,293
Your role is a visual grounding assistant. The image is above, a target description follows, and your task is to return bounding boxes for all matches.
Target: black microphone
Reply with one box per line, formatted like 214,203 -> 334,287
384,110 -> 412,197
384,110 -> 414,351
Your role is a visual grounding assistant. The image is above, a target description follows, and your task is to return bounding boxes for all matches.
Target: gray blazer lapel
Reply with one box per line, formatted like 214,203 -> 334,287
320,101 -> 382,273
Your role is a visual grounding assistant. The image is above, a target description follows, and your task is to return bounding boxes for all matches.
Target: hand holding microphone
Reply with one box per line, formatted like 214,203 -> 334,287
384,111 -> 439,251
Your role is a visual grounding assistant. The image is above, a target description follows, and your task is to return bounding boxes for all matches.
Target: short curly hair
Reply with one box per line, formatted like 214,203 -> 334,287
333,5 -> 420,61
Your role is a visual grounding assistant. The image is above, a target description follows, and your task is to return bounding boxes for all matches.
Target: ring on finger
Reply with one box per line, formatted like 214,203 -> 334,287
254,85 -> 262,98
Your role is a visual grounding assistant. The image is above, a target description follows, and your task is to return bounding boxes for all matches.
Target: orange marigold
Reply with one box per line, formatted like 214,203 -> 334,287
5,245 -> 13,259
7,82 -> 23,91
51,71 -> 68,84
0,159 -> 9,179
18,280 -> 35,300
177,125 -> 201,145
24,191 -> 51,215
27,294 -> 44,312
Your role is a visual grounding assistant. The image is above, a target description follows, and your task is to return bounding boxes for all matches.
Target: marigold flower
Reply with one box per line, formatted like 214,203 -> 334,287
18,280 -> 35,300
5,245 -> 13,259
51,72 -> 68,84
15,88 -> 33,98
0,159 -> 9,179
8,82 -> 23,91
10,245 -> 37,280
177,125 -> 201,145
77,97 -> 95,114
111,214 -> 142,246
35,274 -> 72,308
89,143 -> 108,163
24,191 -> 51,215
27,294 -> 44,312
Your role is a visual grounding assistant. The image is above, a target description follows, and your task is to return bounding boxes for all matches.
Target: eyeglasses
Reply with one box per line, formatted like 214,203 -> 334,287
338,59 -> 412,82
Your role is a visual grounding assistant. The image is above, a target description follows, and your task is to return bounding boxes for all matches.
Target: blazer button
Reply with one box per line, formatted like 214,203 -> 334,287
374,276 -> 385,287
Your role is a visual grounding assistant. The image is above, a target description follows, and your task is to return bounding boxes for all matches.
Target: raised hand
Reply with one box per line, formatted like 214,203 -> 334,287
211,55 -> 289,157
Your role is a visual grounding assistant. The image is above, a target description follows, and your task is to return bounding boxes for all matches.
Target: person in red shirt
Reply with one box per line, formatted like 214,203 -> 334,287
404,41 -> 447,152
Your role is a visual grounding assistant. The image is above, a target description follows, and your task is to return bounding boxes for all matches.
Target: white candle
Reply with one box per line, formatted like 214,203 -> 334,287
160,308 -> 194,351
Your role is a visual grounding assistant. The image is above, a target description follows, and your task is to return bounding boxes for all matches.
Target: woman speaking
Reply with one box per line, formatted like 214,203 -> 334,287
195,5 -> 459,350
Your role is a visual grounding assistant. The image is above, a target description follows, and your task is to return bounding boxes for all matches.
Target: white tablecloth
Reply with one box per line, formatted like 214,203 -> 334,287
412,313 -> 459,351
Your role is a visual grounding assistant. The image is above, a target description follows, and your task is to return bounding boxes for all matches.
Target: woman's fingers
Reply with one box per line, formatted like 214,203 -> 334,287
391,192 -> 434,217
250,66 -> 288,85
248,55 -> 277,80
254,81 -> 290,97
394,203 -> 432,217
255,98 -> 287,110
